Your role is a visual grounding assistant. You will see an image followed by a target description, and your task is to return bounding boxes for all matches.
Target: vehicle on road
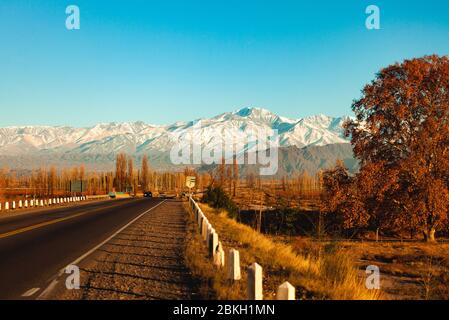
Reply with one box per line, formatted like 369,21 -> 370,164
143,191 -> 153,198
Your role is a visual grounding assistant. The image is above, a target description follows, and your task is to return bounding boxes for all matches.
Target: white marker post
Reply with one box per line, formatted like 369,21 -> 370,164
208,232 -> 218,258
227,249 -> 241,281
247,263 -> 263,300
277,281 -> 295,300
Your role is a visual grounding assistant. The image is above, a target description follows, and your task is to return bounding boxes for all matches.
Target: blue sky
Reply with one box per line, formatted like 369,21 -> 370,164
1,0 -> 449,127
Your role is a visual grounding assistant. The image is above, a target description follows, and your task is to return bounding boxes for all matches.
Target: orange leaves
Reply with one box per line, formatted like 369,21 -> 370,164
333,55 -> 449,238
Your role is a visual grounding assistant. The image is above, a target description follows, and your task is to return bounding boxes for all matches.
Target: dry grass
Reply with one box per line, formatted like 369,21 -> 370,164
184,202 -> 382,300
319,241 -> 449,300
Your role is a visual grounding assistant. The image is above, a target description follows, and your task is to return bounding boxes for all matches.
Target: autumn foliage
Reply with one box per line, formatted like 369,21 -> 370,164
323,55 -> 449,241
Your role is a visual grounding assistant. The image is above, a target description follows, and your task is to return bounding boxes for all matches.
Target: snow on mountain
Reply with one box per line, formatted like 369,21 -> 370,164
0,107 -> 350,157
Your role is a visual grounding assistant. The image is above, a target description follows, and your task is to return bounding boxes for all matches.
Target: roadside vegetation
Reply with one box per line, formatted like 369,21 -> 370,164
184,200 -> 381,300
184,56 -> 449,301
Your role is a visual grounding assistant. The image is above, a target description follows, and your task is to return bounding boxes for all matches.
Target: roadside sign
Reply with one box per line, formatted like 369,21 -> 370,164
186,176 -> 196,189
70,180 -> 87,193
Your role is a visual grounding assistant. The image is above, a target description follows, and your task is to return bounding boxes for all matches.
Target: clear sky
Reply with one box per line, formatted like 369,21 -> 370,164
1,0 -> 449,127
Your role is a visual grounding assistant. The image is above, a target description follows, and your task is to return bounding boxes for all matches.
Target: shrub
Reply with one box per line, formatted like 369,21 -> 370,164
201,186 -> 239,219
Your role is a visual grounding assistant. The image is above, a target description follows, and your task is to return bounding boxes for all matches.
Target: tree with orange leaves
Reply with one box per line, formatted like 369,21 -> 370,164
345,55 -> 449,241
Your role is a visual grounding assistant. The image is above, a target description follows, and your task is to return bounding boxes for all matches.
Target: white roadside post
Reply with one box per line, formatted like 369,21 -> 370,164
24,200 -> 28,208
197,210 -> 202,227
227,249 -> 241,281
193,202 -> 198,221
206,225 -> 215,247
30,199 -> 34,207
208,232 -> 218,258
198,214 -> 203,231
5,202 -> 9,211
276,281 -> 295,300
19,200 -> 23,209
40,199 -> 44,207
12,201 -> 16,210
247,263 -> 263,300
213,241 -> 225,268
201,219 -> 208,241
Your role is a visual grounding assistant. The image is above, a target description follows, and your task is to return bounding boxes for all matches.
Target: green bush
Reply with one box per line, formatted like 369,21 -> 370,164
201,186 -> 239,219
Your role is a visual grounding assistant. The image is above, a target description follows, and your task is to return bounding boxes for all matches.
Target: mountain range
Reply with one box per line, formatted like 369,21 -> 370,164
0,107 -> 356,175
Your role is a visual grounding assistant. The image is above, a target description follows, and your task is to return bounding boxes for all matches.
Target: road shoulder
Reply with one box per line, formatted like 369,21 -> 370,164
45,200 -> 201,300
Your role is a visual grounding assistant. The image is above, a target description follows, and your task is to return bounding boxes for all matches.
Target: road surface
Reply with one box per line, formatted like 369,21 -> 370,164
0,198 -> 163,299
48,200 -> 200,300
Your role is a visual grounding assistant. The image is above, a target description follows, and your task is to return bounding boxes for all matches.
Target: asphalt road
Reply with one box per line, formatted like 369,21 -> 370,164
0,197 -> 163,299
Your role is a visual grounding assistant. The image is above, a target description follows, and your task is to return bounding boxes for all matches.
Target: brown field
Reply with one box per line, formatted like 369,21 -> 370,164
184,202 -> 381,300
267,237 -> 449,300
221,182 -> 320,218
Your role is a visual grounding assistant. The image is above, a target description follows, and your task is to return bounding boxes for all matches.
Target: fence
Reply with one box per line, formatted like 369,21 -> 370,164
0,196 -> 90,213
188,196 -> 296,300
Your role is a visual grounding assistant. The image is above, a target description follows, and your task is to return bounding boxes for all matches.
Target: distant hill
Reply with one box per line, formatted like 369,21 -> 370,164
199,143 -> 357,178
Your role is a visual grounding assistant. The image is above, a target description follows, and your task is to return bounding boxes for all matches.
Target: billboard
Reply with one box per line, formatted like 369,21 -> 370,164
70,180 -> 87,193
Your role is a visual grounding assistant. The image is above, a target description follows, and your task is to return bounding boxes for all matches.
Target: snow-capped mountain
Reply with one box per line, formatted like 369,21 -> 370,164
0,107 -> 353,172
0,107 -> 349,157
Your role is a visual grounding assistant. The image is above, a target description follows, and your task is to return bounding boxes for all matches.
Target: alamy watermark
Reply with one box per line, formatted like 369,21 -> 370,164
66,5 -> 80,30
169,121 -> 279,176
365,265 -> 380,290
365,5 -> 381,30
65,264 -> 80,290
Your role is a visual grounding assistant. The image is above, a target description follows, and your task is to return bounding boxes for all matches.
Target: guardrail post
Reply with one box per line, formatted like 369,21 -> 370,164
201,218 -> 208,241
206,225 -> 214,246
227,249 -> 241,280
198,213 -> 203,229
276,281 -> 295,300
208,232 -> 218,258
213,241 -> 225,268
247,263 -> 263,300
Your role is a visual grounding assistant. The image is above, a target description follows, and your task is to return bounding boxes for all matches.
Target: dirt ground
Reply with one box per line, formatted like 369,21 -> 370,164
290,238 -> 449,300
49,200 -> 201,300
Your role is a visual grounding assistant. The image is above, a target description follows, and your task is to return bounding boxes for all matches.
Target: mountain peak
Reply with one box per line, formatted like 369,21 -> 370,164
233,106 -> 273,117
0,107 -> 350,159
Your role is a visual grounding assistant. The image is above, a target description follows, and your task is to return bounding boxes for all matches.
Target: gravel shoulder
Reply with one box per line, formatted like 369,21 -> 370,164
48,200 -> 201,300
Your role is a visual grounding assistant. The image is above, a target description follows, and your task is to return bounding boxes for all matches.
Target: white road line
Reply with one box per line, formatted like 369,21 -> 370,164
37,200 -> 167,300
22,287 -> 40,297
37,280 -> 58,299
